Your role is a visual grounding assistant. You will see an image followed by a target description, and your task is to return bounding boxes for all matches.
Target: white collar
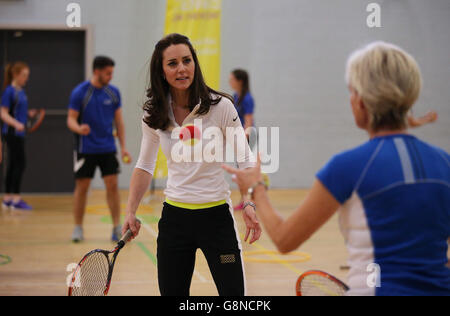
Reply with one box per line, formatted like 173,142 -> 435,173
167,94 -> 201,129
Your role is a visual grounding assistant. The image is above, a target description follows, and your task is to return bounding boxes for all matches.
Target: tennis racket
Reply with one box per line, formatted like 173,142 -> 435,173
68,221 -> 140,296
296,270 -> 349,296
27,108 -> 46,133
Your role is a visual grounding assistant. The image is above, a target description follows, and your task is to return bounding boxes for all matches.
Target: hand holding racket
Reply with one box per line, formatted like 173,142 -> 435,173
68,219 -> 141,296
296,270 -> 349,296
122,214 -> 141,239
27,108 -> 46,133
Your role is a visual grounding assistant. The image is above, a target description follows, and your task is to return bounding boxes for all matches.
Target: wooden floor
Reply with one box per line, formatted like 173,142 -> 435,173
0,189 -> 349,296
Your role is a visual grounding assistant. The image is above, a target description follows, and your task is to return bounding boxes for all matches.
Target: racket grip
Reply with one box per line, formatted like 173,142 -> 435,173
118,219 -> 141,249
121,230 -> 134,244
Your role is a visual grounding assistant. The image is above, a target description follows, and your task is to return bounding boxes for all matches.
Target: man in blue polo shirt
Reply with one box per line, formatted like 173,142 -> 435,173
67,56 -> 132,242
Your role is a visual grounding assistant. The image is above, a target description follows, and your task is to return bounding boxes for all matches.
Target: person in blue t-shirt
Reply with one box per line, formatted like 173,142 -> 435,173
67,56 -> 132,243
229,69 -> 257,210
224,42 -> 450,296
229,69 -> 255,134
1,61 -> 35,211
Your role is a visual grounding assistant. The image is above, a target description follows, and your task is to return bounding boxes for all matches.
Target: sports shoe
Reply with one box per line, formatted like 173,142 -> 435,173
72,226 -> 84,243
2,200 -> 12,210
112,226 -> 122,242
11,200 -> 32,211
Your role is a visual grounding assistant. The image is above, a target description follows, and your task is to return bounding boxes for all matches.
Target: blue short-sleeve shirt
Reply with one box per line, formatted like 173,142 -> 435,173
68,81 -> 121,154
233,92 -> 255,126
317,134 -> 450,296
1,85 -> 28,137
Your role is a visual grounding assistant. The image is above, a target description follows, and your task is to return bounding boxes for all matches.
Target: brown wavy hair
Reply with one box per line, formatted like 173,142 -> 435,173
143,33 -> 232,130
3,61 -> 29,91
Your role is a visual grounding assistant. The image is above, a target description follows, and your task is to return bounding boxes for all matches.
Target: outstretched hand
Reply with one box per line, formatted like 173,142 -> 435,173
222,153 -> 263,195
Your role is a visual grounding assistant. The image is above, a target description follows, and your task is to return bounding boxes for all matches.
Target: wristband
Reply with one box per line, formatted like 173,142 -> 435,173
243,201 -> 256,211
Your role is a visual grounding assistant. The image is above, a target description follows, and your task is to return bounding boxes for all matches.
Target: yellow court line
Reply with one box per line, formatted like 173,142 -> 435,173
244,250 -> 310,263
241,234 -> 304,276
243,237 -> 341,296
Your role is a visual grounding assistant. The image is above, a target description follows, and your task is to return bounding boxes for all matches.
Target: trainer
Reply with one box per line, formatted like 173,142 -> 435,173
67,56 -> 131,243
224,42 -> 450,296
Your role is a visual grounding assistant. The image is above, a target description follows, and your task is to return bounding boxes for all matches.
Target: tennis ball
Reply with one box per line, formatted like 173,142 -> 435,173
123,156 -> 130,164
179,124 -> 201,146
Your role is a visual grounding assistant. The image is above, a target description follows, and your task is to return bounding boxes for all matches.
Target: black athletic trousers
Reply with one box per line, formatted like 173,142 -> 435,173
4,134 -> 26,194
157,202 -> 245,296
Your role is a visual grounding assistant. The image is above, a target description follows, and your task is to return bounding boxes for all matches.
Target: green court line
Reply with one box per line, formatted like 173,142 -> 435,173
0,255 -> 12,266
99,214 -> 159,266
136,242 -> 157,266
135,216 -> 159,267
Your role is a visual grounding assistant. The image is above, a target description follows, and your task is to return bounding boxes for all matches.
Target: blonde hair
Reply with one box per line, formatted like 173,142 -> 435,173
3,61 -> 29,91
346,41 -> 422,132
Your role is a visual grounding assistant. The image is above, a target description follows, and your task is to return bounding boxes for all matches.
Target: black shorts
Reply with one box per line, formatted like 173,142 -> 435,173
157,202 -> 245,296
74,152 -> 120,179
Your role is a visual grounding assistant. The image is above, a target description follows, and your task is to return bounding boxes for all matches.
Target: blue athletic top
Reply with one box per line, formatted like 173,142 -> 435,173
233,92 -> 254,126
68,81 -> 121,154
317,134 -> 450,296
1,85 -> 28,137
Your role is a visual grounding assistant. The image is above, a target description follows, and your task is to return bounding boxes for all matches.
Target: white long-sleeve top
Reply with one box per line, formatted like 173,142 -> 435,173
135,94 -> 255,204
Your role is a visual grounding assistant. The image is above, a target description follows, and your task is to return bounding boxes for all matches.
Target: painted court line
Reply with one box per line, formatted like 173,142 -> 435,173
242,234 -> 304,276
139,218 -> 304,282
138,216 -> 209,283
136,242 -> 157,266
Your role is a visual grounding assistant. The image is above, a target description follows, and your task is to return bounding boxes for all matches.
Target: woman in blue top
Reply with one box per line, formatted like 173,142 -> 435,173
229,69 -> 255,134
1,62 -> 33,211
229,69 -> 256,210
224,42 -> 450,296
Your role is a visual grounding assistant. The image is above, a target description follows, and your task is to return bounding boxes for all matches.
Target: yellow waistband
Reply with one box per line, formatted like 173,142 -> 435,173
165,198 -> 227,210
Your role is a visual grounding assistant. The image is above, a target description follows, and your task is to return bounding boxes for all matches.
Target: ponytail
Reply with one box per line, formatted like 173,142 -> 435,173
3,61 -> 29,91
3,63 -> 13,91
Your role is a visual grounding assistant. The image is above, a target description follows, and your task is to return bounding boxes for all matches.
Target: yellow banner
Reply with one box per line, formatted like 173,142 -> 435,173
153,0 -> 222,180
164,0 -> 222,89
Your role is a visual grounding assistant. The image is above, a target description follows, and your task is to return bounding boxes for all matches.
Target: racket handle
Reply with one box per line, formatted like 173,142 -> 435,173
118,219 -> 141,249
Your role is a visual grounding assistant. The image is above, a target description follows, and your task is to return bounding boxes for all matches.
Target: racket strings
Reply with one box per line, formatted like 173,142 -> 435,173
70,252 -> 110,296
299,274 -> 348,296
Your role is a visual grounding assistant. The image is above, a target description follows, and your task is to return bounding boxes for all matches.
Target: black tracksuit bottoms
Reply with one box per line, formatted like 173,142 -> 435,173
157,202 -> 245,296
4,134 -> 26,194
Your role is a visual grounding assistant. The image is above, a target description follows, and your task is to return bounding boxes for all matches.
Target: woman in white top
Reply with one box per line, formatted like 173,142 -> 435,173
122,33 -> 261,296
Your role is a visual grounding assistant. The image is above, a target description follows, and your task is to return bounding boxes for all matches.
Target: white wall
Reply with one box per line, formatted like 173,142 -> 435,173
220,0 -> 450,188
1,0 -> 449,189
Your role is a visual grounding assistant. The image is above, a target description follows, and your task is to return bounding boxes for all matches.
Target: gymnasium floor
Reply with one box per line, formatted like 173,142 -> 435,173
0,189 -> 348,296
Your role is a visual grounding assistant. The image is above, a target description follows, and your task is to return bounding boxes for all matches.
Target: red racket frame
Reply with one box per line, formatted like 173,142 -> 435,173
296,270 -> 349,296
